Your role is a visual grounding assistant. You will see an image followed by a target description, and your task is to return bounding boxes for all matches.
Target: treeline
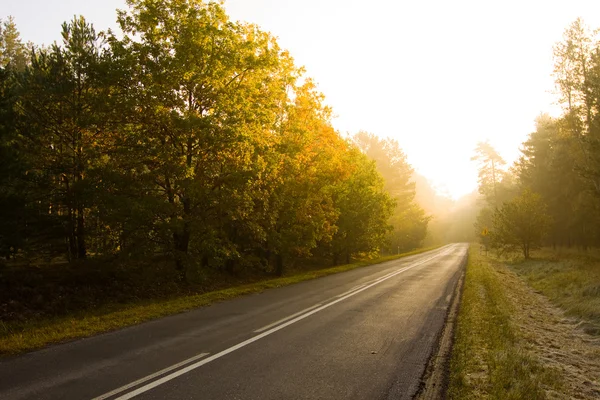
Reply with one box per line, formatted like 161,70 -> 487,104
0,1 -> 428,280
474,18 -> 600,256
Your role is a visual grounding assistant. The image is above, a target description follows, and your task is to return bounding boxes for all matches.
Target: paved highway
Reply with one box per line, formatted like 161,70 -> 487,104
0,243 -> 467,400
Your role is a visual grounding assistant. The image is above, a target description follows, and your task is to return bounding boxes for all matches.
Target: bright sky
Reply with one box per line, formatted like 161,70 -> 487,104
4,0 -> 600,199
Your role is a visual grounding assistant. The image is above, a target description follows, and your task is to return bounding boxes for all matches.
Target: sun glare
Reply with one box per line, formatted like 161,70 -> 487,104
225,0 -> 600,200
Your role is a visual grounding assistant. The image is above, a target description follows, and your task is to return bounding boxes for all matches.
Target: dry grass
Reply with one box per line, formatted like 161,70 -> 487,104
510,248 -> 600,335
450,245 -> 600,399
448,246 -> 563,399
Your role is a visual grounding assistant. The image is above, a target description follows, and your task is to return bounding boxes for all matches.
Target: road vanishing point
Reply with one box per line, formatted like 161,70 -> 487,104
0,244 -> 468,400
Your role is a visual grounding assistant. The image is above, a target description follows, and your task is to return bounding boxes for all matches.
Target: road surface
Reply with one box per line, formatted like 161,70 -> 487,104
0,243 -> 467,400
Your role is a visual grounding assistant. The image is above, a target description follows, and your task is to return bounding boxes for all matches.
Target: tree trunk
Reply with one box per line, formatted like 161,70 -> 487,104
76,205 -> 86,259
173,228 -> 190,273
67,208 -> 77,260
263,248 -> 271,271
225,259 -> 236,275
64,175 -> 77,260
275,254 -> 284,276
166,175 -> 191,277
65,236 -> 72,263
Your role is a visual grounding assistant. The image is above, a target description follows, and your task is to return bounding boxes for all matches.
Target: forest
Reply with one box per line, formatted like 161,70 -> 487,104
472,18 -> 600,258
0,0 -> 430,312
4,0 -> 596,340
3,3 -> 600,397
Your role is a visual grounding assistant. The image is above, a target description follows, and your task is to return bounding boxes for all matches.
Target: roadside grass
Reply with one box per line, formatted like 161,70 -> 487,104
510,248 -> 600,335
0,245 -> 440,357
448,246 -> 562,399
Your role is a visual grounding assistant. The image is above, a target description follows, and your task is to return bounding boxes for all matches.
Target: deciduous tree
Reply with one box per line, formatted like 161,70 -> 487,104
490,189 -> 551,259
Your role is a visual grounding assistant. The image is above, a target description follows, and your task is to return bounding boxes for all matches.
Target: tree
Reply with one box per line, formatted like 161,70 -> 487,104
0,16 -> 29,71
263,80 -> 346,274
328,147 -> 394,264
553,18 -> 592,119
352,132 -> 429,252
490,189 -> 551,259
353,131 -> 415,203
0,58 -> 25,259
471,141 -> 506,208
471,141 -> 520,247
0,0 -> 407,282
113,0 -> 297,276
553,18 -> 600,199
387,203 -> 429,252
514,114 -> 594,247
11,16 -> 110,260
0,18 -> 30,259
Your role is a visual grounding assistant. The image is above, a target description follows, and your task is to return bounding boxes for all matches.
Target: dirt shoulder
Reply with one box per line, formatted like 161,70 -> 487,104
504,261 -> 600,399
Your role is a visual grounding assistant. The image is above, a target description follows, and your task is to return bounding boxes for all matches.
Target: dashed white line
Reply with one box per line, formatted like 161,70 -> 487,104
335,283 -> 368,298
349,283 -> 367,292
254,303 -> 323,333
91,352 -> 209,400
94,245 -> 458,400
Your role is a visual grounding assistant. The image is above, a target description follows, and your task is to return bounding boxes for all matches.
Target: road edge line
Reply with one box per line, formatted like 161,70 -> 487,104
102,249 -> 448,400
90,352 -> 209,400
414,248 -> 468,400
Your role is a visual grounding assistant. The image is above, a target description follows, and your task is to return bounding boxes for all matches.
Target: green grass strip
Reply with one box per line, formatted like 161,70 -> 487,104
0,246 -> 440,357
448,245 -> 561,399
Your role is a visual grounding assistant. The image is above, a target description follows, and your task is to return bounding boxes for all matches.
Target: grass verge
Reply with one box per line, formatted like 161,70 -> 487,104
448,246 -> 562,399
510,248 -> 600,335
0,245 -> 440,357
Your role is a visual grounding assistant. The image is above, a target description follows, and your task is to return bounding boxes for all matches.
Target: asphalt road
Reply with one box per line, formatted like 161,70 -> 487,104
0,243 -> 468,400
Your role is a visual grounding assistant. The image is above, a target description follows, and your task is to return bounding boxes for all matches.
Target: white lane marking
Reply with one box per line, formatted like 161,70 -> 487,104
264,246 -> 453,328
336,247 -> 454,298
108,247 -> 456,400
91,352 -> 209,400
335,246 -> 454,298
350,283 -> 367,292
254,303 -> 323,333
373,270 -> 401,283
334,284 -> 367,298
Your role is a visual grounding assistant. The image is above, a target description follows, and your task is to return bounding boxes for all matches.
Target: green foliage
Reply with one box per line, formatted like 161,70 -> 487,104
352,131 -> 430,253
0,1 -> 421,283
110,0 -> 299,273
514,115 -> 599,247
0,16 -> 29,71
263,81 -> 345,274
471,141 -> 506,208
490,190 -> 552,259
328,147 -> 394,264
472,17 -> 600,254
11,17 -> 110,261
542,18 -> 600,248
472,140 -> 520,250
